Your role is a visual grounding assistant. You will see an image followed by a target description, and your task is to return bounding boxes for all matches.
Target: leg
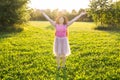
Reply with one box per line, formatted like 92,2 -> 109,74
62,55 -> 66,67
61,39 -> 66,67
56,54 -> 60,68
54,38 -> 60,69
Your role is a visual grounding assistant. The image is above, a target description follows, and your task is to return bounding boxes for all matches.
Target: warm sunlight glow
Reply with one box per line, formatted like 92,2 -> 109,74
29,0 -> 90,11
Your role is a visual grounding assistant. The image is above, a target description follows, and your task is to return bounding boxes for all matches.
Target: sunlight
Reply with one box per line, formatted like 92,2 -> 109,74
29,0 -> 90,11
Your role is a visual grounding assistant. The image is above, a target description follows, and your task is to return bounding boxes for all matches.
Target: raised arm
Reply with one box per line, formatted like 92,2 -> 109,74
40,10 -> 56,27
67,11 -> 86,27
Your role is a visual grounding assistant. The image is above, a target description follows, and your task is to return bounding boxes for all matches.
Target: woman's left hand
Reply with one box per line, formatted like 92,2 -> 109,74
80,11 -> 87,16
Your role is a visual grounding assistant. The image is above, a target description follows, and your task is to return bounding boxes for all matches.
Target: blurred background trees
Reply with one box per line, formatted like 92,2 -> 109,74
29,8 -> 93,22
0,0 -> 30,31
89,0 -> 120,27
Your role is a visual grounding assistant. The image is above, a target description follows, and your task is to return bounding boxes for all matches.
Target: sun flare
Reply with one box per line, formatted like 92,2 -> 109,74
29,0 -> 90,11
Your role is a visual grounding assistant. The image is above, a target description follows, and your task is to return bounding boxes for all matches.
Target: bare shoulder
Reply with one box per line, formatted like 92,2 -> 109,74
66,23 -> 70,27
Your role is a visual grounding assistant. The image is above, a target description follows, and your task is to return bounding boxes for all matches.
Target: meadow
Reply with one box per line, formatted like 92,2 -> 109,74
0,21 -> 120,80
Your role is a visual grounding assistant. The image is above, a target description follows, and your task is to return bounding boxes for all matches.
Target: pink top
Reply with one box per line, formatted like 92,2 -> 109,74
55,24 -> 67,37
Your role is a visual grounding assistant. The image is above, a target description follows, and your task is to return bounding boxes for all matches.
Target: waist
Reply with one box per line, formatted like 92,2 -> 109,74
55,36 -> 67,39
55,35 -> 67,37
55,32 -> 66,37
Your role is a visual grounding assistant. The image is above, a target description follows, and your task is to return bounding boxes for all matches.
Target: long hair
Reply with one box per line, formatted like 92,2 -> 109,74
55,16 -> 68,25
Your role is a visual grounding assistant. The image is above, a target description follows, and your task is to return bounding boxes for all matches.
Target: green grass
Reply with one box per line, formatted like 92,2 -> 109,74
0,21 -> 120,80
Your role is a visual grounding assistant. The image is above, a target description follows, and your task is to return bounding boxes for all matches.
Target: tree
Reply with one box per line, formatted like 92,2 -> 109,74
30,9 -> 45,21
106,0 -> 120,26
51,9 -> 59,20
89,0 -> 112,25
89,0 -> 120,27
0,0 -> 30,30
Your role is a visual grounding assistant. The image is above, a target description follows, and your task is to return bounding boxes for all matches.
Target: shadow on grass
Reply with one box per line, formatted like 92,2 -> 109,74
0,26 -> 24,33
45,25 -> 54,30
94,25 -> 120,42
94,26 -> 120,32
56,68 -> 67,80
0,27 -> 23,42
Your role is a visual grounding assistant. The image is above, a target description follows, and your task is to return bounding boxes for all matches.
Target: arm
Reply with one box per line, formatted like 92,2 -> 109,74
67,12 -> 86,27
41,10 -> 56,27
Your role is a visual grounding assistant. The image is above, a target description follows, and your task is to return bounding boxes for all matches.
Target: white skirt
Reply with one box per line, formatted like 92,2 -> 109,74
53,36 -> 71,57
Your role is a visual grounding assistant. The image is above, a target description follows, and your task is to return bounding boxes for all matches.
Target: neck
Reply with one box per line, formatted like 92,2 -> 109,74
59,23 -> 63,25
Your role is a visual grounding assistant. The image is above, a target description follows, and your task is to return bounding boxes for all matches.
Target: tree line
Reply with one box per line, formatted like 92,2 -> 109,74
30,9 -> 93,22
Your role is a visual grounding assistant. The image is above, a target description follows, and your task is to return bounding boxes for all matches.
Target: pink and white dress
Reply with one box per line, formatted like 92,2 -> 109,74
53,24 -> 71,57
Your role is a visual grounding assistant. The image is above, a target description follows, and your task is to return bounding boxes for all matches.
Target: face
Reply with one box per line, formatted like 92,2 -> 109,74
58,17 -> 64,24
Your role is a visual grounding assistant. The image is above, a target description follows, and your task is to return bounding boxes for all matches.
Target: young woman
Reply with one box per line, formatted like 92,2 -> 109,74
41,10 -> 86,69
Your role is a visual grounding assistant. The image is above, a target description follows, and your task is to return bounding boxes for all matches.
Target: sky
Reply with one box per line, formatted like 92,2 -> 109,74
28,0 -> 90,11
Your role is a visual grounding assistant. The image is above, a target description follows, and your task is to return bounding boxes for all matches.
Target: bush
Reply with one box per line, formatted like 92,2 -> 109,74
0,0 -> 30,31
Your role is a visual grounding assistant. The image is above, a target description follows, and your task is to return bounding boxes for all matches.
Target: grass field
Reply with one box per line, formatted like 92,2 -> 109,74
0,21 -> 120,80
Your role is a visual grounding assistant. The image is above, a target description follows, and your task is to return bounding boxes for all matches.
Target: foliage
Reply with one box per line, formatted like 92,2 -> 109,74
89,0 -> 120,27
0,0 -> 30,30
